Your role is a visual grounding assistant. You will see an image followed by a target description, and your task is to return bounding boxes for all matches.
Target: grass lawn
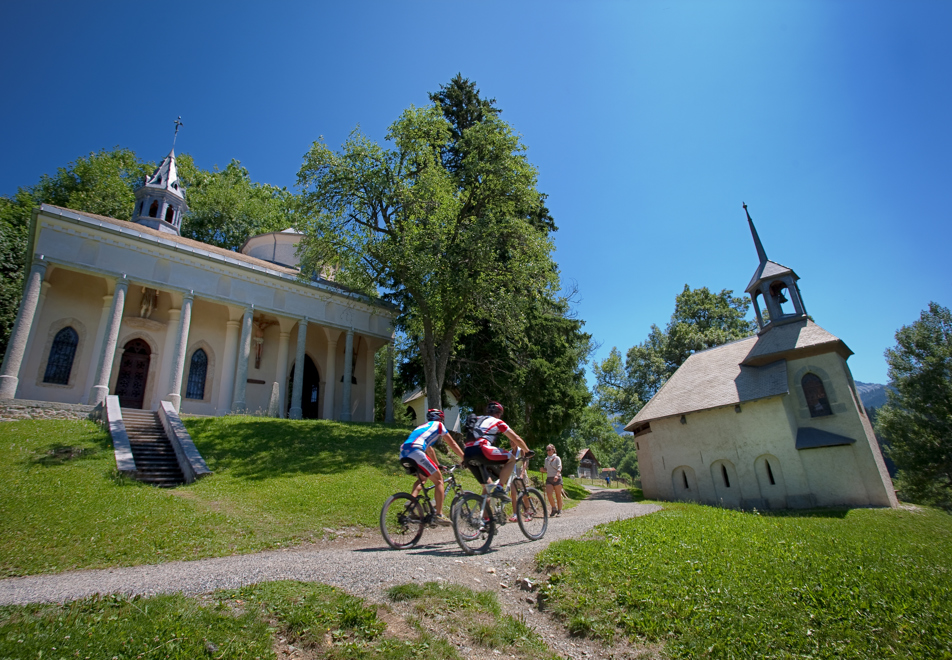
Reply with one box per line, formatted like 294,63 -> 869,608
0,417 -> 540,576
0,580 -> 556,660
537,499 -> 952,659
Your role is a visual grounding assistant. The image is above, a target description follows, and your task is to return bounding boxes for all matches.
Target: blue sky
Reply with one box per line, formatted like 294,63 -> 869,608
2,1 -> 950,386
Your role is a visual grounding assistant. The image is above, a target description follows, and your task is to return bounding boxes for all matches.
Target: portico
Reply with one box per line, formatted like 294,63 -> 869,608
0,203 -> 396,420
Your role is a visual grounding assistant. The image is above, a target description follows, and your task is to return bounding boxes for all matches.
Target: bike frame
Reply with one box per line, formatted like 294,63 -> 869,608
470,451 -> 534,525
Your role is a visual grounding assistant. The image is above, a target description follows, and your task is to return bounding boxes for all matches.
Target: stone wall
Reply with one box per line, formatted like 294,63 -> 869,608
0,399 -> 100,423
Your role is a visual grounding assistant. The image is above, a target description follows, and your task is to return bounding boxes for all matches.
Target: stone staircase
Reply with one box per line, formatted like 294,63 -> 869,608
121,409 -> 185,487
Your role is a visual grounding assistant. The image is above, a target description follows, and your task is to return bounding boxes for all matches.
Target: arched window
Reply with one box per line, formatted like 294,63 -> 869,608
185,349 -> 208,400
802,373 -> 832,417
148,200 -> 159,217
43,327 -> 78,384
165,206 -> 175,224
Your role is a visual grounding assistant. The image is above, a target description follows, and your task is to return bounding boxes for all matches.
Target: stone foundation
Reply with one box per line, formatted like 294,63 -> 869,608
0,399 -> 101,423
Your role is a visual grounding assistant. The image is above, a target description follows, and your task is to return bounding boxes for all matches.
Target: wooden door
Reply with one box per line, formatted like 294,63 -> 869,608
116,339 -> 151,409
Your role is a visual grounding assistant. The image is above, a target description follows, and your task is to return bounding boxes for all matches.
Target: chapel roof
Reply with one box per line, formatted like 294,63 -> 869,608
38,205 -> 374,303
623,319 -> 851,431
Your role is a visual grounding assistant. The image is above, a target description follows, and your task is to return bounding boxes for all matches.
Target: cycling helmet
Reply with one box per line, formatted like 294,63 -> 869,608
486,401 -> 504,417
425,409 -> 445,422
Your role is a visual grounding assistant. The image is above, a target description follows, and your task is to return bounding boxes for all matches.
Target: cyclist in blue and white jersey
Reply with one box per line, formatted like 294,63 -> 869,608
400,409 -> 464,526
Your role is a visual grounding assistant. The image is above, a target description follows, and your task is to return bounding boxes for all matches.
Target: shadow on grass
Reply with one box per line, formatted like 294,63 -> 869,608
184,417 -> 407,481
760,507 -> 850,519
31,444 -> 101,466
27,423 -> 114,468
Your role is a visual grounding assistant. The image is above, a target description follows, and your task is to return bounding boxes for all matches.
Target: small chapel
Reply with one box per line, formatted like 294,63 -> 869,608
0,147 -> 397,421
625,206 -> 897,509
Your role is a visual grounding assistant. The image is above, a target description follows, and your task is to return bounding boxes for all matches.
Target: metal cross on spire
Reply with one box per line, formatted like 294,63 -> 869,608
172,116 -> 184,149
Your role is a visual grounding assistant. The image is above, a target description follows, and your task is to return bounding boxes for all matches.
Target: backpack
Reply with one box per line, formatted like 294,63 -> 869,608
463,414 -> 485,445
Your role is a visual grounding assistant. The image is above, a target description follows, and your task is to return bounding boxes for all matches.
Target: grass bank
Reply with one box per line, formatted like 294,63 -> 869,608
0,580 -> 557,660
537,501 -> 952,659
0,417 -> 561,576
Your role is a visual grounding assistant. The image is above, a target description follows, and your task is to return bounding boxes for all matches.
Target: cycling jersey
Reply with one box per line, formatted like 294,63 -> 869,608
400,420 -> 447,455
466,415 -> 510,448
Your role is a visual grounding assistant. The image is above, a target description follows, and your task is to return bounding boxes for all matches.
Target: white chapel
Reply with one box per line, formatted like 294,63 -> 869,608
625,207 -> 897,509
0,149 -> 396,421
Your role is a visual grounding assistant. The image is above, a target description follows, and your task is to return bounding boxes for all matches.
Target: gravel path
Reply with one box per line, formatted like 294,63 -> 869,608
0,488 -> 660,607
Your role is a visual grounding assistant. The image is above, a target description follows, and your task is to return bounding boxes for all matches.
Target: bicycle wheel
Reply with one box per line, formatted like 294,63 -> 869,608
515,487 -> 548,540
380,493 -> 426,549
451,492 -> 495,555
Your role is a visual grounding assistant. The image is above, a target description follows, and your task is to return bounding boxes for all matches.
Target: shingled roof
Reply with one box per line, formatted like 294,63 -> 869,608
624,320 -> 851,431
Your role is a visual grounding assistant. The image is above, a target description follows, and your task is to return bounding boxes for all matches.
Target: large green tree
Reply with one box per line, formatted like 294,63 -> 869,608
296,81 -> 556,412
595,285 -> 756,422
875,302 -> 952,509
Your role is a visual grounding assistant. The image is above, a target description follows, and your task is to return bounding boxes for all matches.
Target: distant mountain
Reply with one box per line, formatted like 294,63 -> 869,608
855,381 -> 892,409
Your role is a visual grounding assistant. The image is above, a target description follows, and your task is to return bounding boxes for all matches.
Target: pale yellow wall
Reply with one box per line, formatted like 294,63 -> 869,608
784,353 -> 896,507
178,299 -> 229,416
18,268 -> 105,403
635,351 -> 896,509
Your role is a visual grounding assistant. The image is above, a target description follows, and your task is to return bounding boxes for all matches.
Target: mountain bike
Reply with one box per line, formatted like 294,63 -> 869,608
379,463 -> 465,550
451,449 -> 548,555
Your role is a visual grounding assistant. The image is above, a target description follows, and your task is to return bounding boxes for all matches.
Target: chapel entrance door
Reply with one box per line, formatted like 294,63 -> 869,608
287,355 -> 321,419
115,339 -> 151,409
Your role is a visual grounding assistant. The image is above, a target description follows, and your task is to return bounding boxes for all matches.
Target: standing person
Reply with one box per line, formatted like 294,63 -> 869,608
400,409 -> 464,525
544,444 -> 564,516
462,401 -> 531,503
605,473 -> 611,487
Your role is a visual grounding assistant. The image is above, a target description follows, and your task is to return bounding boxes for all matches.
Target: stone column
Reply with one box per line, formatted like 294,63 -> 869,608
89,275 -> 129,407
289,319 -> 308,420
386,342 -> 394,423
340,329 -> 355,422
217,318 -> 241,413
231,307 -> 254,414
166,291 -> 194,412
323,328 -> 339,420
83,290 -> 115,403
0,257 -> 48,399
274,328 -> 291,418
23,281 -> 51,370
364,340 -> 379,422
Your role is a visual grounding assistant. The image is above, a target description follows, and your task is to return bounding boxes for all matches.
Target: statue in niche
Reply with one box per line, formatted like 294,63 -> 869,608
253,319 -> 276,369
139,287 -> 158,319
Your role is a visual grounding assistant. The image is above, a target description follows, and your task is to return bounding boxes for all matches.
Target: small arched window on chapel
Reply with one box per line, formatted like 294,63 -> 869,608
44,327 -> 79,385
802,373 -> 832,418
185,349 -> 208,400
165,206 -> 175,224
149,200 -> 159,218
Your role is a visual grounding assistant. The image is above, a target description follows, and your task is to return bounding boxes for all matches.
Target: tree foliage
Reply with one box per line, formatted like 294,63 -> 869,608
296,78 -> 556,412
875,302 -> 952,509
0,148 -> 153,356
595,285 -> 756,422
177,157 -> 295,252
383,78 -> 589,449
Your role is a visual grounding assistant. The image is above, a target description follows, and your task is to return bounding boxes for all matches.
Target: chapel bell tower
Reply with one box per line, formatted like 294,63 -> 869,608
743,203 -> 808,333
132,118 -> 188,235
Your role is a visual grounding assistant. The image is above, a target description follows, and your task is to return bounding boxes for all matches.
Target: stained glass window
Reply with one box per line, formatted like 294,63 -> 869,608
185,349 -> 207,400
43,327 -> 78,385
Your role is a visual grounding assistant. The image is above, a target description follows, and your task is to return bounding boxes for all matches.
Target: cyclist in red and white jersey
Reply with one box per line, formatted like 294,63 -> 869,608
462,401 -> 530,503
